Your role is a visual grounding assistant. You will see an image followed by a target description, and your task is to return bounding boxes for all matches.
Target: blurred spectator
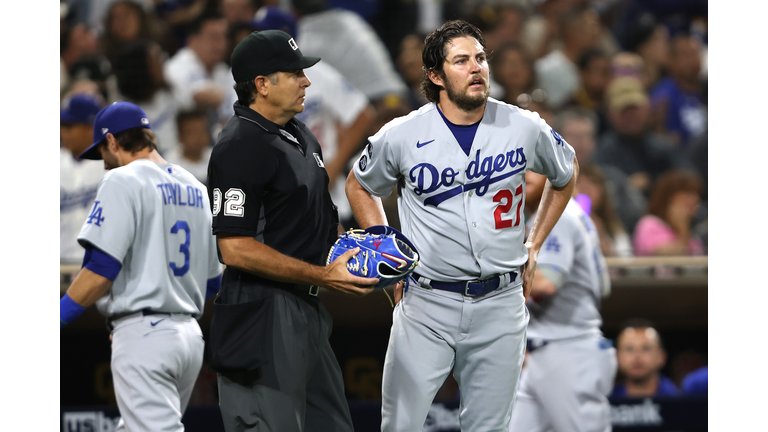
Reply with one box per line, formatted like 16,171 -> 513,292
164,12 -> 236,134
463,3 -> 525,54
681,366 -> 708,395
624,13 -> 669,90
577,164 -> 633,257
535,4 -> 602,109
114,41 -> 179,155
226,20 -> 258,67
650,34 -> 707,147
594,77 -> 690,196
68,56 -> 115,104
164,109 -> 212,185
100,0 -> 166,63
396,33 -> 429,110
61,22 -> 99,72
613,319 -> 679,398
633,169 -> 704,257
60,93 -> 106,264
516,90 -> 554,127
686,129 -> 707,198
293,0 -> 408,102
254,6 -> 377,227
555,107 -> 646,233
221,0 -> 259,24
564,48 -> 611,135
611,51 -> 644,80
489,42 -> 535,106
297,61 -> 376,227
521,0 -> 571,60
253,5 -> 298,38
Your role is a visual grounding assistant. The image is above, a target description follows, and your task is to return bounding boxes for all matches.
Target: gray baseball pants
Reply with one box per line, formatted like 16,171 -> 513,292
509,334 -> 617,432
381,278 -> 528,432
111,313 -> 204,432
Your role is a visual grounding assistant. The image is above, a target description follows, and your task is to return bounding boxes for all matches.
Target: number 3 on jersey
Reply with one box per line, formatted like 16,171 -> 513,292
170,220 -> 190,276
493,185 -> 524,229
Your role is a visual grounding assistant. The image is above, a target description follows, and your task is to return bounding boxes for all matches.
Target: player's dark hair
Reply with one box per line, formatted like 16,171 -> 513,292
293,0 -> 328,16
646,169 -> 702,235
233,73 -> 279,106
186,10 -> 224,37
577,48 -> 608,71
617,318 -> 664,350
421,20 -> 487,103
176,109 -> 209,131
114,41 -> 162,102
113,127 -> 158,155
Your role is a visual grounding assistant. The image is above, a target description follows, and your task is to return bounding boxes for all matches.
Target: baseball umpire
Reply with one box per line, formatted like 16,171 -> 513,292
345,20 -> 579,431
59,102 -> 223,431
206,30 -> 378,432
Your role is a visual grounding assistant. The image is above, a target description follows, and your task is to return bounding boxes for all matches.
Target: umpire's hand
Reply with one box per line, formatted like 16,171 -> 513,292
322,248 -> 378,296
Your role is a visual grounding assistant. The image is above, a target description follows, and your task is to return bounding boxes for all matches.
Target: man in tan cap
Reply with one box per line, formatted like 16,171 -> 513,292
593,76 -> 692,196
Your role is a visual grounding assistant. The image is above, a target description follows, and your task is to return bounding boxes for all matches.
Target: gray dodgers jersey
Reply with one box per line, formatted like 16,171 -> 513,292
354,99 -> 576,281
78,159 -> 222,317
526,200 -> 611,340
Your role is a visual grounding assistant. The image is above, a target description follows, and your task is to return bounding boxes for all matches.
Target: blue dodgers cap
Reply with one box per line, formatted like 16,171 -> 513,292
60,94 -> 102,124
79,102 -> 151,160
253,6 -> 298,39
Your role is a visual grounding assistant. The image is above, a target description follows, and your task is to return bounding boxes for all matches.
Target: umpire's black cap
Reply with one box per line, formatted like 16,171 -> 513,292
231,30 -> 320,83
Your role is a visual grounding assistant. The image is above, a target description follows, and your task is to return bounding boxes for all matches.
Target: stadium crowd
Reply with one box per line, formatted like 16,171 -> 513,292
60,0 -> 708,401
60,0 -> 708,264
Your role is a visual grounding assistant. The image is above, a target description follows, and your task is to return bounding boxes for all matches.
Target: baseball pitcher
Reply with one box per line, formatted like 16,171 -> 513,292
345,20 -> 579,432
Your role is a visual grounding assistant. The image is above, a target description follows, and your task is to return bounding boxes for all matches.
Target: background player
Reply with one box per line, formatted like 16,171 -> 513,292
60,93 -> 106,264
346,20 -> 579,432
59,102 -> 222,431
509,170 -> 616,432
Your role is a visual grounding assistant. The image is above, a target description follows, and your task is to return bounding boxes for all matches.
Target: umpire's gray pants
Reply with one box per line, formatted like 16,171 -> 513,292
382,279 -> 529,432
217,288 -> 354,432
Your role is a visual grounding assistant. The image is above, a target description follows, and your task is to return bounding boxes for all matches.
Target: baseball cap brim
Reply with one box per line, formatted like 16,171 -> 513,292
282,56 -> 320,72
610,93 -> 649,111
78,140 -> 104,161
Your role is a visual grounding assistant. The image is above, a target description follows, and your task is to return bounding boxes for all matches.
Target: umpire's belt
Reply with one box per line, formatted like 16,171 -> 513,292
414,271 -> 517,297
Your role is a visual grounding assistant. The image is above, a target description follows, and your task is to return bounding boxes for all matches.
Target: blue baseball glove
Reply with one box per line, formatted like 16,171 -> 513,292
327,225 -> 420,289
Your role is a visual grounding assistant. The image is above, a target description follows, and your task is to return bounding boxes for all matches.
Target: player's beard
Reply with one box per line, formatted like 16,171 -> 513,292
444,75 -> 489,112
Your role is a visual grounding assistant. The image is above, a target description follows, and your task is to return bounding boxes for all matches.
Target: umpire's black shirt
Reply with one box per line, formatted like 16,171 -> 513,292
208,102 -> 338,274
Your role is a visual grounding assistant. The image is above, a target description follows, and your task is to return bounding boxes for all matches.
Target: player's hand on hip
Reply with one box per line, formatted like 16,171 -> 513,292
522,242 -> 538,302
323,248 -> 378,296
393,281 -> 404,305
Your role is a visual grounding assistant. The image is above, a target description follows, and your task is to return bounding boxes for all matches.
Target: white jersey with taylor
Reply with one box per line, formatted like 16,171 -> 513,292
353,99 -> 575,281
78,159 -> 222,317
526,199 -> 611,341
